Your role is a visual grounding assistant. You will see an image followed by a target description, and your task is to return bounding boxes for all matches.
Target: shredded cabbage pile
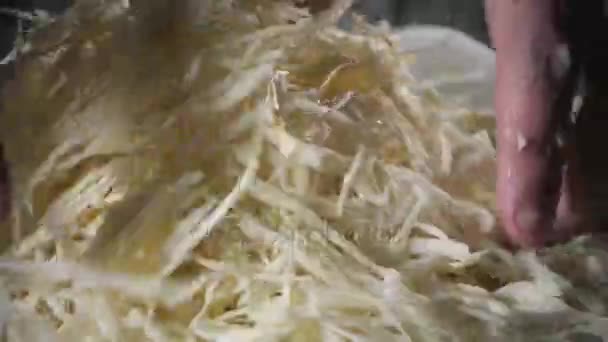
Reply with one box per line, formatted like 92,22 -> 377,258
1,1 -> 608,341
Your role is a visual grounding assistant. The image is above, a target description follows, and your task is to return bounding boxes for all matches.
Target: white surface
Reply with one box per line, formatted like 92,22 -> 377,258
393,25 -> 496,115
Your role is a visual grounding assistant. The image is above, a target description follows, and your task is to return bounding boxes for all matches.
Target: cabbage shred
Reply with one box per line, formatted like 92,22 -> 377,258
0,1 -> 607,341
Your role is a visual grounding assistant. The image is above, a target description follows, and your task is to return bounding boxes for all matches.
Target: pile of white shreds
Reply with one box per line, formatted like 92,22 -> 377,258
1,1 -> 608,341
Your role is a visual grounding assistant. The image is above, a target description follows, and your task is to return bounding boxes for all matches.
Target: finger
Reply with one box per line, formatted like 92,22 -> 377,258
552,160 -> 590,242
486,0 -> 567,247
0,146 -> 9,223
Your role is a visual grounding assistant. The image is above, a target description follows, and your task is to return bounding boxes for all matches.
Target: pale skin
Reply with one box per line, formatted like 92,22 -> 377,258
486,0 -> 608,247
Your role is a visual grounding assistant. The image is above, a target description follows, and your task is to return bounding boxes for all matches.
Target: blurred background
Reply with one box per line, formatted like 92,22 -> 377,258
0,0 -> 72,57
347,0 -> 488,43
0,0 -> 489,60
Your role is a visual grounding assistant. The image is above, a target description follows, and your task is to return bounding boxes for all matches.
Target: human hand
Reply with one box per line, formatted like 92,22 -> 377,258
485,0 -> 608,248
